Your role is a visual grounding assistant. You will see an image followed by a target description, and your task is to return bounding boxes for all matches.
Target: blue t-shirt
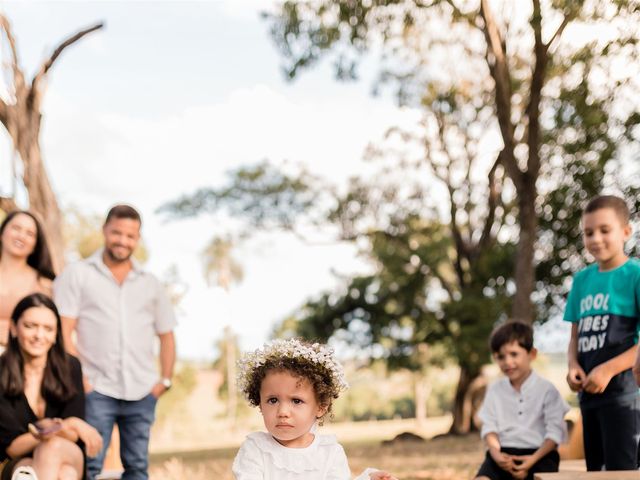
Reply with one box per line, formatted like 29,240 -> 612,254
563,258 -> 640,408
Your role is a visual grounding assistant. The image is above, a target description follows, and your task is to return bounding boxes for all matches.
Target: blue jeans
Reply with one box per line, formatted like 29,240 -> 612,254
85,391 -> 157,480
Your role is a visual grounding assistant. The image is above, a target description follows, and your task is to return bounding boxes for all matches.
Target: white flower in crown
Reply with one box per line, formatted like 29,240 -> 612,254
237,338 -> 349,397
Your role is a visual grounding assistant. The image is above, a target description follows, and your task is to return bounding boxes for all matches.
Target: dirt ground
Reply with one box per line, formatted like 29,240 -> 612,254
149,432 -> 485,480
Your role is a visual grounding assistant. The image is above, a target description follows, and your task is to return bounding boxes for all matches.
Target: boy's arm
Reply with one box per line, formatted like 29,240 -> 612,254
634,349 -> 640,386
512,438 -> 557,475
567,323 -> 586,391
484,432 -> 514,471
583,343 -> 638,393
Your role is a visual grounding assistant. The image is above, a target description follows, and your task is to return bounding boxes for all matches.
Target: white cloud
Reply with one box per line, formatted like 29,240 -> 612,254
33,81 -> 413,359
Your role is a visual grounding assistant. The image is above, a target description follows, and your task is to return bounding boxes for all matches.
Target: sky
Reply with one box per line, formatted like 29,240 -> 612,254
0,1 -> 424,360
0,1 -> 581,360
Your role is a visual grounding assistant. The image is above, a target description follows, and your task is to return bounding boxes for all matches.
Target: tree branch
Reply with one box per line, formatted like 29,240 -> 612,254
477,151 -> 502,253
0,14 -> 26,92
31,22 -> 104,90
545,15 -> 571,52
0,196 -> 18,213
525,0 -> 547,179
479,0 -> 520,188
0,98 -> 7,127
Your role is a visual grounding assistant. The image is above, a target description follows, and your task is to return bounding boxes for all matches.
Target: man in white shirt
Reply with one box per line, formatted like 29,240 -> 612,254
475,321 -> 569,480
54,205 -> 176,480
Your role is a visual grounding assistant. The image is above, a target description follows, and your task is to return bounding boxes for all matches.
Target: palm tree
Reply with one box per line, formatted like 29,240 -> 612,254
203,236 -> 243,423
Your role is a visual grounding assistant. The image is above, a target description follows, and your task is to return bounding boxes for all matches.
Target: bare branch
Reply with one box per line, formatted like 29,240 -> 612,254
525,0 -> 547,178
0,98 -> 7,127
545,15 -> 571,52
0,196 -> 18,213
479,0 -> 520,188
0,14 -> 26,91
31,22 -> 104,90
477,151 -> 502,252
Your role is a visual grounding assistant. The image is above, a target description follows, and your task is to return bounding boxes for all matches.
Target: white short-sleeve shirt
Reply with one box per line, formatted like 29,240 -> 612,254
53,249 -> 176,400
478,370 -> 570,449
232,432 -> 379,480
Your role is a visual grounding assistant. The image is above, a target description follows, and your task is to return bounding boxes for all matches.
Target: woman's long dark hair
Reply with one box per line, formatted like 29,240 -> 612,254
0,293 -> 76,402
0,211 -> 55,280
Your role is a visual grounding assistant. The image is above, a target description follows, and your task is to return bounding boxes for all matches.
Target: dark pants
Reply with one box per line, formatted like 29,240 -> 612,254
475,447 -> 560,480
85,391 -> 157,480
581,396 -> 640,471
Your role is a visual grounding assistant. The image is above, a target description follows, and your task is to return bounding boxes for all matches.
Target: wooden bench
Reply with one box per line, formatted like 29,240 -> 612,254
535,472 -> 639,479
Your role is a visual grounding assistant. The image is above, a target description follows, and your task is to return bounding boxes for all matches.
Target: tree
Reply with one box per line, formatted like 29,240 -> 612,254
0,14 -> 103,271
160,0 -> 640,433
264,0 -> 640,323
202,236 -> 244,291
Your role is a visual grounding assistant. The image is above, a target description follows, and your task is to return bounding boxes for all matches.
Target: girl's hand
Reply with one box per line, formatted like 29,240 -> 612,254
369,471 -> 398,480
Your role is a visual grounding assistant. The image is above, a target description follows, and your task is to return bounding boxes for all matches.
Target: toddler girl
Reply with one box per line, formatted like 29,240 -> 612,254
232,338 -> 398,480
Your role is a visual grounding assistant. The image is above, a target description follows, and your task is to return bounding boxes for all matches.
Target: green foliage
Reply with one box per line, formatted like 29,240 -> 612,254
158,161 -> 325,233
202,236 -> 244,290
279,213 -> 512,375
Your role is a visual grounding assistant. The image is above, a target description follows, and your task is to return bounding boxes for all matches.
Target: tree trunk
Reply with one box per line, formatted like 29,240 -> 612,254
414,372 -> 431,426
0,15 -> 103,274
17,129 -> 65,273
511,179 -> 537,324
224,326 -> 237,426
449,364 -> 485,434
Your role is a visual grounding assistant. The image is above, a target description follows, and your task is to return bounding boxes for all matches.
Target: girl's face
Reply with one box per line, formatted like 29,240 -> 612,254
259,369 -> 327,448
1,213 -> 38,259
11,306 -> 57,360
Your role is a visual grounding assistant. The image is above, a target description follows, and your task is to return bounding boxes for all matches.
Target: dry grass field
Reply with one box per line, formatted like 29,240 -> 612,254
149,420 -> 485,480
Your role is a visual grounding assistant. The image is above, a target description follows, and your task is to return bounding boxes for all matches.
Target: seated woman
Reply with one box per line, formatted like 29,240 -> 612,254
0,293 -> 102,480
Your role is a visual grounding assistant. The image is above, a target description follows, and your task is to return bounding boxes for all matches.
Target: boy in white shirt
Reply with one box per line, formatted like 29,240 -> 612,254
475,321 -> 569,480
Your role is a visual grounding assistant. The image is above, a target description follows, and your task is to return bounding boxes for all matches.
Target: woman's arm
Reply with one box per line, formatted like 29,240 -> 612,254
5,432 -> 39,459
60,417 -> 102,457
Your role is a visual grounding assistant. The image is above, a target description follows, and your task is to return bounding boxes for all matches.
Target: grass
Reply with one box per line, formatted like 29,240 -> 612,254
149,431 -> 485,479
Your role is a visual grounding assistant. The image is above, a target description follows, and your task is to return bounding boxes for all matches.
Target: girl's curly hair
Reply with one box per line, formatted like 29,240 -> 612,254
238,339 -> 348,424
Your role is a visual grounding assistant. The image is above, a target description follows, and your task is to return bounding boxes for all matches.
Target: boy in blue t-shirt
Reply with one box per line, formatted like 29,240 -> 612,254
564,194 -> 640,471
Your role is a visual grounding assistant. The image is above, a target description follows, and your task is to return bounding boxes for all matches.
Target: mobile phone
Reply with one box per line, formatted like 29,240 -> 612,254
32,419 -> 62,435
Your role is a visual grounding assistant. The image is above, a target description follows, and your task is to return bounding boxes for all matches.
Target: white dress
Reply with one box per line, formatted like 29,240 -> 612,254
232,431 -> 379,480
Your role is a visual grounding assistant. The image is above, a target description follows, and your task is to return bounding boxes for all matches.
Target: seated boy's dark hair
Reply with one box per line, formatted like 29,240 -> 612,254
584,195 -> 630,225
489,321 -> 534,353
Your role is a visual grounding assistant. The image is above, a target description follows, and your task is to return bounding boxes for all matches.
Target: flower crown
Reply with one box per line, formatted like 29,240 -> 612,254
237,338 -> 349,397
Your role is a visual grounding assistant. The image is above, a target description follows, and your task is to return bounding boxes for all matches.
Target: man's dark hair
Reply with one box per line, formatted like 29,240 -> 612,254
583,195 -> 630,225
489,321 -> 534,353
105,204 -> 142,226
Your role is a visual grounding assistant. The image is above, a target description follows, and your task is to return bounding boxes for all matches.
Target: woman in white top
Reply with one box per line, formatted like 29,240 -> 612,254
0,212 -> 55,350
232,339 -> 398,480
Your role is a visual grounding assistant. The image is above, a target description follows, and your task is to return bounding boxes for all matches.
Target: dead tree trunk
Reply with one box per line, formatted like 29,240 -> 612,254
0,14 -> 103,272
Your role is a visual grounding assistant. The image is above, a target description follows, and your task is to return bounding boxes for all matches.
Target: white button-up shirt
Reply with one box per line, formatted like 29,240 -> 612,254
54,250 -> 176,401
478,371 -> 569,449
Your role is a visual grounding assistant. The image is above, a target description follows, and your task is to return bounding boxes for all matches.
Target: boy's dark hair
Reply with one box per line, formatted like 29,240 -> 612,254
105,204 -> 142,226
489,321 -> 534,353
583,195 -> 630,225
